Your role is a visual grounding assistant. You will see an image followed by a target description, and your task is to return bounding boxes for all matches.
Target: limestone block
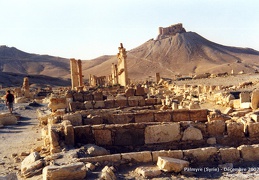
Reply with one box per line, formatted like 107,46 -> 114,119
15,97 -> 29,103
114,128 -> 144,146
240,102 -> 251,109
223,107 -> 233,115
115,99 -> 128,107
85,144 -> 110,156
48,97 -> 67,112
93,101 -> 105,109
157,156 -> 189,173
93,91 -> 103,101
145,123 -> 181,144
206,120 -> 225,137
125,88 -> 135,97
104,100 -> 115,108
145,98 -> 157,105
110,113 -> 134,124
135,112 -> 154,123
69,102 -> 85,112
49,127 -> 60,147
135,86 -> 145,96
83,93 -> 93,101
250,114 -> 259,122
171,109 -> 190,122
128,98 -> 139,107
231,99 -> 240,109
74,126 -> 94,144
73,92 -> 84,102
135,165 -> 161,178
207,137 -> 216,145
21,160 -> 44,178
226,121 -> 244,137
183,147 -> 218,162
84,101 -> 93,109
42,162 -> 87,180
139,98 -> 146,106
121,151 -> 152,163
240,92 -> 251,103
0,113 -> 17,125
219,147 -> 240,163
238,144 -> 259,161
182,127 -> 203,141
85,162 -> 95,171
83,115 -> 103,125
251,89 -> 259,110
152,150 -> 183,162
189,109 -> 208,122
64,124 -> 74,147
154,111 -> 171,122
247,122 -> 259,138
79,154 -> 121,163
63,113 -> 82,126
100,166 -> 116,180
94,129 -> 112,145
21,152 -> 41,172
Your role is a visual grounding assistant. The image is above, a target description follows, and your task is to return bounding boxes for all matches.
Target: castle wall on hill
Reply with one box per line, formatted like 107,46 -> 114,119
156,23 -> 186,40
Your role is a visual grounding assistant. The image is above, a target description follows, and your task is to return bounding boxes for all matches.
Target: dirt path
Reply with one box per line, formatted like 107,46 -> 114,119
0,103 -> 42,178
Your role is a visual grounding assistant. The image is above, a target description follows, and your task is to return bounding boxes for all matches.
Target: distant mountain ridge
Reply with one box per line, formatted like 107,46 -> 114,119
1,24 -> 259,86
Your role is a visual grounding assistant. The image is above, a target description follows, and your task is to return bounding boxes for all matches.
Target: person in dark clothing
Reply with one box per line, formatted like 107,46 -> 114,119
5,90 -> 14,114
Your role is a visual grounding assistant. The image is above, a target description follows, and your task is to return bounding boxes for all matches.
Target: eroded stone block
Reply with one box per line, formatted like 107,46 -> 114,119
94,129 -> 112,145
183,147 -> 218,162
121,151 -> 152,163
157,156 -> 189,173
154,112 -> 171,122
219,147 -> 240,163
238,144 -> 259,161
207,120 -> 225,137
135,112 -> 154,123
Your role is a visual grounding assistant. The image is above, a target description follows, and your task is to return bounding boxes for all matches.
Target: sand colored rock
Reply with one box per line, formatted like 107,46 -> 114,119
157,156 -> 189,173
182,126 -> 203,141
135,165 -> 161,178
251,89 -> 259,110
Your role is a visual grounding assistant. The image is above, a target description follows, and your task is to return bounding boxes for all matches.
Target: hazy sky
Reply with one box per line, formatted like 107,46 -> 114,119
0,0 -> 258,60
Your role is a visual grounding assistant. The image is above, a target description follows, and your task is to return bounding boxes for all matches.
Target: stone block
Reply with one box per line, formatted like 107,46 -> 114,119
238,144 -> 259,161
157,156 -> 189,173
48,97 -> 67,111
219,147 -> 240,163
145,123 -> 181,144
83,93 -> 93,101
240,91 -> 251,103
121,151 -> 152,163
73,92 -> 84,102
93,91 -> 103,101
128,99 -> 139,107
250,114 -> 259,122
171,109 -> 190,122
182,127 -> 203,141
207,120 -> 225,137
109,113 -> 134,124
183,147 -> 218,162
104,100 -> 115,108
154,111 -> 171,122
83,115 -> 103,125
135,86 -> 145,96
93,101 -> 105,109
74,126 -> 94,144
0,113 -> 17,125
135,112 -> 154,123
223,107 -> 233,115
94,129 -> 112,145
115,99 -> 128,107
42,162 -> 87,180
69,102 -> 85,112
247,122 -> 259,138
189,109 -> 208,122
152,150 -> 183,162
139,98 -> 146,106
125,88 -> 135,97
114,128 -> 144,146
100,166 -> 116,180
226,121 -> 244,137
231,99 -> 240,109
145,98 -> 156,105
240,102 -> 251,109
79,154 -> 121,163
63,124 -> 74,147
135,165 -> 161,178
63,113 -> 82,126
251,89 -> 259,110
207,137 -> 216,145
84,101 -> 93,109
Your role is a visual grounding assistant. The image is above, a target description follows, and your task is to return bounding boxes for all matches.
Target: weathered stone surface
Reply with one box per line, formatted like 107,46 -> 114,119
74,126 -> 94,144
145,123 -> 181,144
73,92 -> 84,102
93,91 -> 103,101
135,112 -> 154,123
207,137 -> 217,145
240,92 -> 251,103
125,88 -> 135,97
154,111 -> 171,122
104,100 -> 115,109
114,128 -> 144,146
128,96 -> 144,107
115,99 -> 128,107
83,93 -> 93,101
250,114 -> 259,122
135,165 -> 162,178
100,166 -> 116,180
183,147 -> 218,162
48,97 -> 67,112
85,144 -> 110,156
135,86 -> 145,96
182,126 -> 203,141
207,120 -> 225,137
226,121 -> 244,137
85,162 -> 95,171
189,109 -> 208,122
110,113 -> 134,124
0,113 -> 17,125
84,101 -> 93,109
171,109 -> 190,122
63,124 -> 74,147
42,162 -> 87,180
219,147 -> 240,163
83,115 -> 103,125
79,154 -> 121,163
145,98 -> 157,105
21,152 -> 42,177
157,156 -> 189,173
251,89 -> 259,110
121,151 -> 152,163
93,101 -> 105,109
94,129 -> 112,145
63,113 -> 82,126
238,144 -> 259,161
223,107 -> 233,115
152,150 -> 183,162
247,122 -> 259,138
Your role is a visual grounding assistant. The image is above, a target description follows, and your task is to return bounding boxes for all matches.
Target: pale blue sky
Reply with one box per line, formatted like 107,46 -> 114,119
0,0 -> 258,60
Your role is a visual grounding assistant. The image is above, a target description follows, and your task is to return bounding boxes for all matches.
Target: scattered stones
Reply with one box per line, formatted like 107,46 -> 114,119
157,156 -> 189,173
135,165 -> 162,178
100,166 -> 116,180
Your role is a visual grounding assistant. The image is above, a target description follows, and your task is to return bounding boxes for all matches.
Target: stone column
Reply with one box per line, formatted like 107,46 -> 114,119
77,59 -> 83,87
156,73 -> 161,84
70,58 -> 79,90
117,43 -> 128,87
22,77 -> 30,98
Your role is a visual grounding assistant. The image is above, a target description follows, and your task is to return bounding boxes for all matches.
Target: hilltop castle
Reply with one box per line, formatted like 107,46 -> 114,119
156,23 -> 186,40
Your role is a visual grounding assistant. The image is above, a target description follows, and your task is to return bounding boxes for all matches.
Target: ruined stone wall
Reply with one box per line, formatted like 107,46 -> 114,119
157,23 -> 186,40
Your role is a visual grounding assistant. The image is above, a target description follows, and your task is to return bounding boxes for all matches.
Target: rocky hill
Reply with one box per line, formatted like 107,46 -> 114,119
1,24 -> 259,86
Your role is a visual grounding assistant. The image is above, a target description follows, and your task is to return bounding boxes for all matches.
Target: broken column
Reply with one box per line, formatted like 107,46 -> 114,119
70,58 -> 83,90
117,43 -> 128,87
22,77 -> 30,98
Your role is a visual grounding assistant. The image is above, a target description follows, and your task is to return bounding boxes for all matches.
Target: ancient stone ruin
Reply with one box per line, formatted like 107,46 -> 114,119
156,23 -> 186,40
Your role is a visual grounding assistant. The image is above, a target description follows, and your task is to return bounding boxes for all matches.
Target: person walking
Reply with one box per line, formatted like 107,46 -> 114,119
5,90 -> 14,114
